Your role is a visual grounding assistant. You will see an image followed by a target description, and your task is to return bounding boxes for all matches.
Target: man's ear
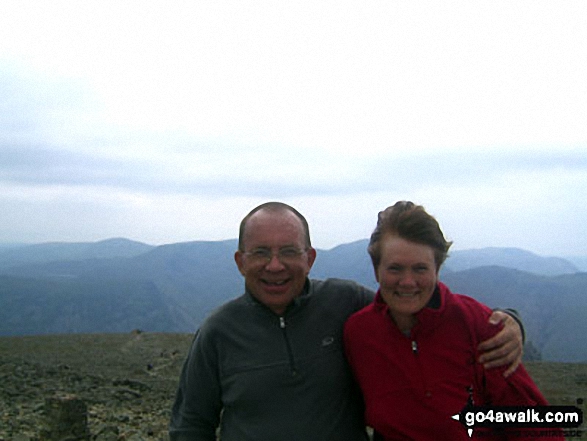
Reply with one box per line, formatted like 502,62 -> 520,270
306,247 -> 317,269
234,251 -> 246,276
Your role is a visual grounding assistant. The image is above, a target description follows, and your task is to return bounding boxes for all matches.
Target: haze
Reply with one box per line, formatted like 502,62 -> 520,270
1,1 -> 586,256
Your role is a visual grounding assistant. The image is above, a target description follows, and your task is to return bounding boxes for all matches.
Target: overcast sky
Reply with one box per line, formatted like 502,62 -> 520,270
1,1 -> 586,256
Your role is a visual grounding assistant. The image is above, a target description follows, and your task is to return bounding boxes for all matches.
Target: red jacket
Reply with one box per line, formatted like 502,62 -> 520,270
343,282 -> 563,440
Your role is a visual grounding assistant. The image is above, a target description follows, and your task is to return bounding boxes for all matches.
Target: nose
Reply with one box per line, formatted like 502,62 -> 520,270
398,271 -> 417,286
265,253 -> 285,271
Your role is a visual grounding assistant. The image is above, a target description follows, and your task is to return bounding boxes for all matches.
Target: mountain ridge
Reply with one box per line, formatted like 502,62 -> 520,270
1,238 -> 585,362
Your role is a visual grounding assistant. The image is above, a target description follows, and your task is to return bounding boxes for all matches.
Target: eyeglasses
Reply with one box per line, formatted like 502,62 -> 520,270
243,247 -> 307,265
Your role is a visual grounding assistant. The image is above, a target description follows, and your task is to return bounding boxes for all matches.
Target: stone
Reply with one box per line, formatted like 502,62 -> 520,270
94,425 -> 119,441
40,394 -> 90,441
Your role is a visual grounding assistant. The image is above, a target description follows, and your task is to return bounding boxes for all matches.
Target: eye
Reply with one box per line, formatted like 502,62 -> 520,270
386,265 -> 402,273
414,265 -> 430,273
279,247 -> 301,258
250,248 -> 271,259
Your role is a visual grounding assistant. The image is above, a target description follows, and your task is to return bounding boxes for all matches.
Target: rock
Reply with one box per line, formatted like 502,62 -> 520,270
113,388 -> 142,400
112,378 -> 151,392
40,394 -> 90,441
94,425 -> 119,441
121,431 -> 147,441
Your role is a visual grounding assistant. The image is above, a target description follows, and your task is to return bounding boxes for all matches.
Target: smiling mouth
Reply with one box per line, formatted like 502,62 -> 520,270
395,292 -> 418,298
262,278 -> 290,287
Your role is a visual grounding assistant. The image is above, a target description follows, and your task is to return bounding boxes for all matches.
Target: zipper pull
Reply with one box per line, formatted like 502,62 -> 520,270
467,385 -> 475,406
279,317 -> 286,329
411,340 -> 418,355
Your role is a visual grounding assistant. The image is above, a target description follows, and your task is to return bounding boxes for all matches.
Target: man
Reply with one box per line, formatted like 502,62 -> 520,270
169,202 -> 524,441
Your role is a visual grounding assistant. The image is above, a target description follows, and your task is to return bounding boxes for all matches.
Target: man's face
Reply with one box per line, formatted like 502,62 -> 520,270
235,209 -> 316,315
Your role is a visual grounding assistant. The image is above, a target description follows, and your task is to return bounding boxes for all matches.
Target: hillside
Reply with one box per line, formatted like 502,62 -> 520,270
0,239 -> 586,362
0,238 -> 154,268
0,333 -> 187,439
445,247 -> 579,276
0,333 -> 585,440
442,267 -> 587,362
0,239 -> 242,334
0,276 -> 178,335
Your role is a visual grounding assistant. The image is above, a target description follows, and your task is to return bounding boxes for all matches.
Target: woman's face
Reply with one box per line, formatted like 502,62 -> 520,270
375,234 -> 438,330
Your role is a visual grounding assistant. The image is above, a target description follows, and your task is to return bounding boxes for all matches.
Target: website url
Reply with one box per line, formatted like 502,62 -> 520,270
454,405 -> 582,429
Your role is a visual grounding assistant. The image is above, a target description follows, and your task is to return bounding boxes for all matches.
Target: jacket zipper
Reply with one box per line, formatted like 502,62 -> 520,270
280,316 -> 298,376
410,337 -> 432,398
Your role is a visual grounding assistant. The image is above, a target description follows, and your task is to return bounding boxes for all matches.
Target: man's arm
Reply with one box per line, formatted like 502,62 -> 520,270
477,309 -> 524,378
169,330 -> 222,441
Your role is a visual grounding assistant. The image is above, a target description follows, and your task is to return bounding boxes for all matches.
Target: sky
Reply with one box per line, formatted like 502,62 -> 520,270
1,1 -> 586,257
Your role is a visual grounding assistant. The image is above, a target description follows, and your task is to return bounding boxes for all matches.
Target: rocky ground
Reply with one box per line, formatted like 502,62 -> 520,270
0,332 -> 193,440
1,332 -> 585,440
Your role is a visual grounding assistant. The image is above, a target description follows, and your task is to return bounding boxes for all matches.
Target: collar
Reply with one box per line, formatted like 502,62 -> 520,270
374,282 -> 449,334
244,278 -> 312,315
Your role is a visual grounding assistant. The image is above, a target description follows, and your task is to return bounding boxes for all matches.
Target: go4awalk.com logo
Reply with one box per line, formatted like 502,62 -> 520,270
451,404 -> 583,438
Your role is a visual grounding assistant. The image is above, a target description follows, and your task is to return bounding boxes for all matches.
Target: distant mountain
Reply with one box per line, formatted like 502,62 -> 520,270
441,267 -> 587,363
444,247 -> 579,276
0,238 -> 154,270
0,239 -> 242,334
565,255 -> 587,272
0,238 -> 585,362
0,275 -> 176,335
312,239 -> 377,290
314,242 -> 582,279
0,243 -> 26,251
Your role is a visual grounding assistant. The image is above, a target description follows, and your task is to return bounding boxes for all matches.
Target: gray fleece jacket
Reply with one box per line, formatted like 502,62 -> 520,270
169,278 -> 374,441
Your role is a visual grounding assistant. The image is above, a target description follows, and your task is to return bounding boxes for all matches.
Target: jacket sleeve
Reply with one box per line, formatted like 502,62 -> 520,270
479,364 -> 564,440
354,282 -> 376,310
467,299 -> 564,440
493,307 -> 526,343
169,328 -> 222,441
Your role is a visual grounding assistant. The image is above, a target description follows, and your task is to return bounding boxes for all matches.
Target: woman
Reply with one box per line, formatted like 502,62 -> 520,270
343,201 -> 563,440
